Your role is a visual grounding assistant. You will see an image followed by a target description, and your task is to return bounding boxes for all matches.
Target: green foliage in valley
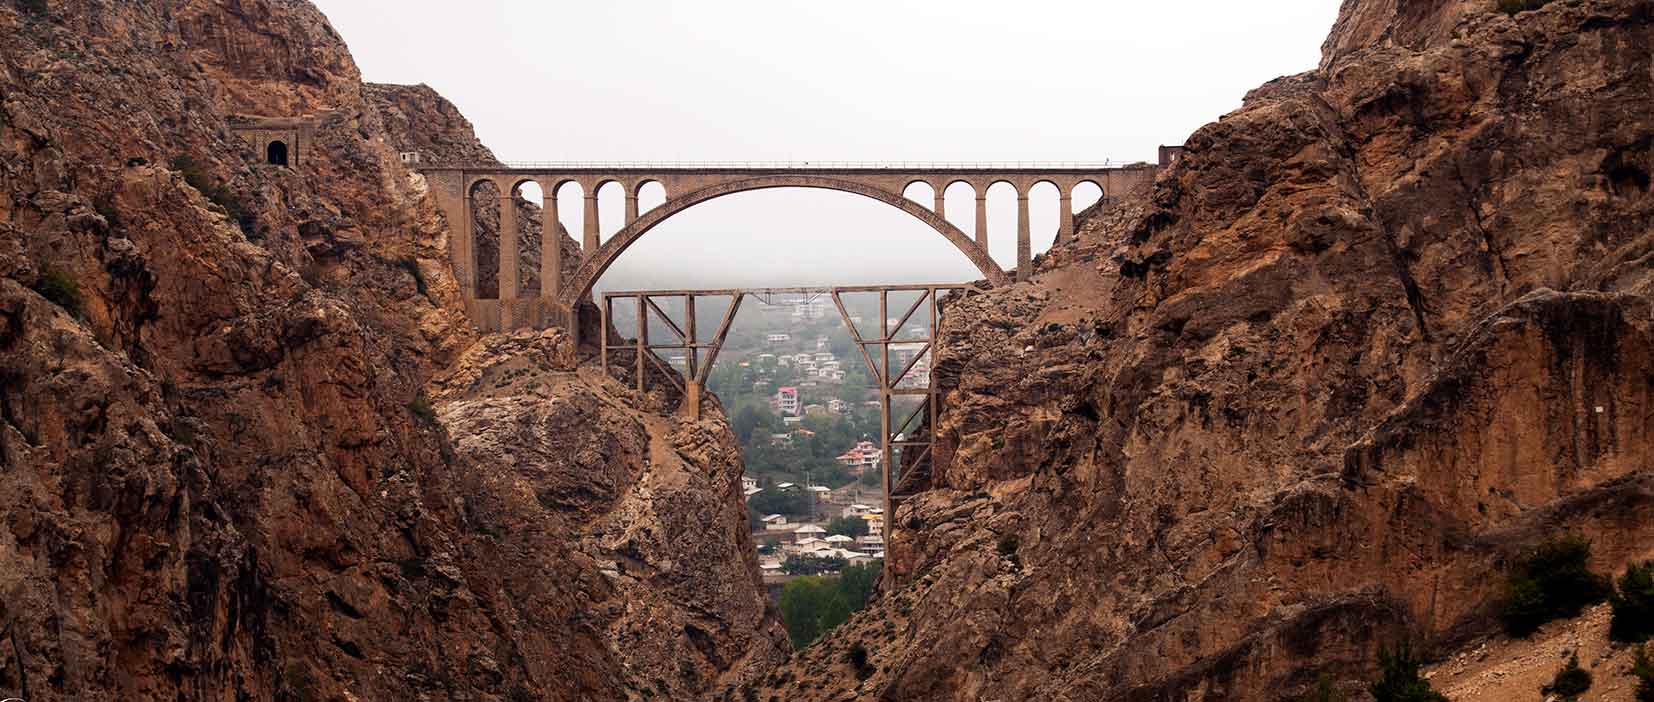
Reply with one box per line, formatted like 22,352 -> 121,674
781,554 -> 848,576
779,576 -> 852,648
827,516 -> 869,538
777,561 -> 881,648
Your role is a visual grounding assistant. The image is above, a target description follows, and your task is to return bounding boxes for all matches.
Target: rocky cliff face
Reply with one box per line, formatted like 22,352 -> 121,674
742,0 -> 1653,699
0,1 -> 777,700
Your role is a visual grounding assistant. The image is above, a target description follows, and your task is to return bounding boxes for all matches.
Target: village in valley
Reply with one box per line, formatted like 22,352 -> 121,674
629,291 -> 937,581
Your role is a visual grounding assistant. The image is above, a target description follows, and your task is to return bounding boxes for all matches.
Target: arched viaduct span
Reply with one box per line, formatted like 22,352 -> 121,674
418,162 -> 1159,334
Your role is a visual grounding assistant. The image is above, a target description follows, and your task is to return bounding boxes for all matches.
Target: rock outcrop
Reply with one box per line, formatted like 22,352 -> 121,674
741,0 -> 1653,699
0,1 -> 778,700
425,330 -> 788,699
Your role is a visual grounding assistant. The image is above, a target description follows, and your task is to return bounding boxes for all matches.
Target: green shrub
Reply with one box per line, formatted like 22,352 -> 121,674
34,267 -> 83,315
1368,645 -> 1446,702
407,396 -> 437,424
1542,653 -> 1591,700
17,0 -> 48,16
1279,674 -> 1348,702
1499,535 -> 1611,637
1612,561 -> 1654,643
1633,644 -> 1654,702
1496,0 -> 1554,15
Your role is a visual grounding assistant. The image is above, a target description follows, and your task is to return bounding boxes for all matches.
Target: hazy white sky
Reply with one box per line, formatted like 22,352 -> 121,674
313,1 -> 1339,289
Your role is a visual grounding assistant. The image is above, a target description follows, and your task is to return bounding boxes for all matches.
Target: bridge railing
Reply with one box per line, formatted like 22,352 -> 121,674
479,160 -> 1143,170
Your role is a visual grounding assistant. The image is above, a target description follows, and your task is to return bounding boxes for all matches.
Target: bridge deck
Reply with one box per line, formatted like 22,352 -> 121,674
599,283 -> 976,297
419,161 -> 1151,175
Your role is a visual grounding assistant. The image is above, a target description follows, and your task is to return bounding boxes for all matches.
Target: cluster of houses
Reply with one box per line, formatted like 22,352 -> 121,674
835,439 -> 883,475
755,503 -> 887,577
742,476 -> 829,501
741,477 -> 886,576
792,298 -> 829,320
756,351 -> 846,384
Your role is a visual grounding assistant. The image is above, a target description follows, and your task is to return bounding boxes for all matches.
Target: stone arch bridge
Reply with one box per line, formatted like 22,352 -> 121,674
419,162 -> 1159,336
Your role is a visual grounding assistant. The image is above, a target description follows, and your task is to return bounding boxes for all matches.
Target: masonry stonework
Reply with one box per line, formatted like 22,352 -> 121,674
421,163 -> 1163,337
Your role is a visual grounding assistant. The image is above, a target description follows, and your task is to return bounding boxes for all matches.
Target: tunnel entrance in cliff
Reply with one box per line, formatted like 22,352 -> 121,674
266,140 -> 289,166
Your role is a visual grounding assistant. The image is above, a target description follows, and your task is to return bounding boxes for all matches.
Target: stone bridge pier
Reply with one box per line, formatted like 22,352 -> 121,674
418,162 -> 1160,336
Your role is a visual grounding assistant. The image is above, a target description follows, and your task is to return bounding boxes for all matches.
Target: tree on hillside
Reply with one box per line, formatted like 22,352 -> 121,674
1368,646 -> 1446,702
782,554 -> 848,576
836,561 -> 880,610
732,402 -> 780,444
827,517 -> 869,538
1612,560 -> 1654,643
748,487 -> 811,518
1500,535 -> 1611,637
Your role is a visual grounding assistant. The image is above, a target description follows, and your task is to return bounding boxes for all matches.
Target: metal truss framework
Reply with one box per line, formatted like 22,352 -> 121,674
599,283 -> 977,515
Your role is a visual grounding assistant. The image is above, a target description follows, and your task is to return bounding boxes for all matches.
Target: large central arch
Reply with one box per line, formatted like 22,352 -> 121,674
556,174 -> 1011,309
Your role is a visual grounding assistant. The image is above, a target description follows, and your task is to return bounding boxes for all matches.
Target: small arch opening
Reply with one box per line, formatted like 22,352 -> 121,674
597,181 -> 626,241
985,181 -> 1019,270
1072,182 -> 1104,214
1029,181 -> 1061,256
902,181 -> 936,209
637,181 -> 667,214
512,180 -> 544,296
554,181 -> 586,250
266,140 -> 289,167
943,181 -> 978,240
468,178 -> 502,299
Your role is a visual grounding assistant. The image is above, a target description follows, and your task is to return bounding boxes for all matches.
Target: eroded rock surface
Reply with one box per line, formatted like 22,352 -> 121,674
427,329 -> 789,699
0,1 -> 778,700
742,0 -> 1654,699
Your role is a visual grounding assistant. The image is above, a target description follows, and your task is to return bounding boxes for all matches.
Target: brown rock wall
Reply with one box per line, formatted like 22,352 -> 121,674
741,0 -> 1654,700
0,1 -> 775,700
